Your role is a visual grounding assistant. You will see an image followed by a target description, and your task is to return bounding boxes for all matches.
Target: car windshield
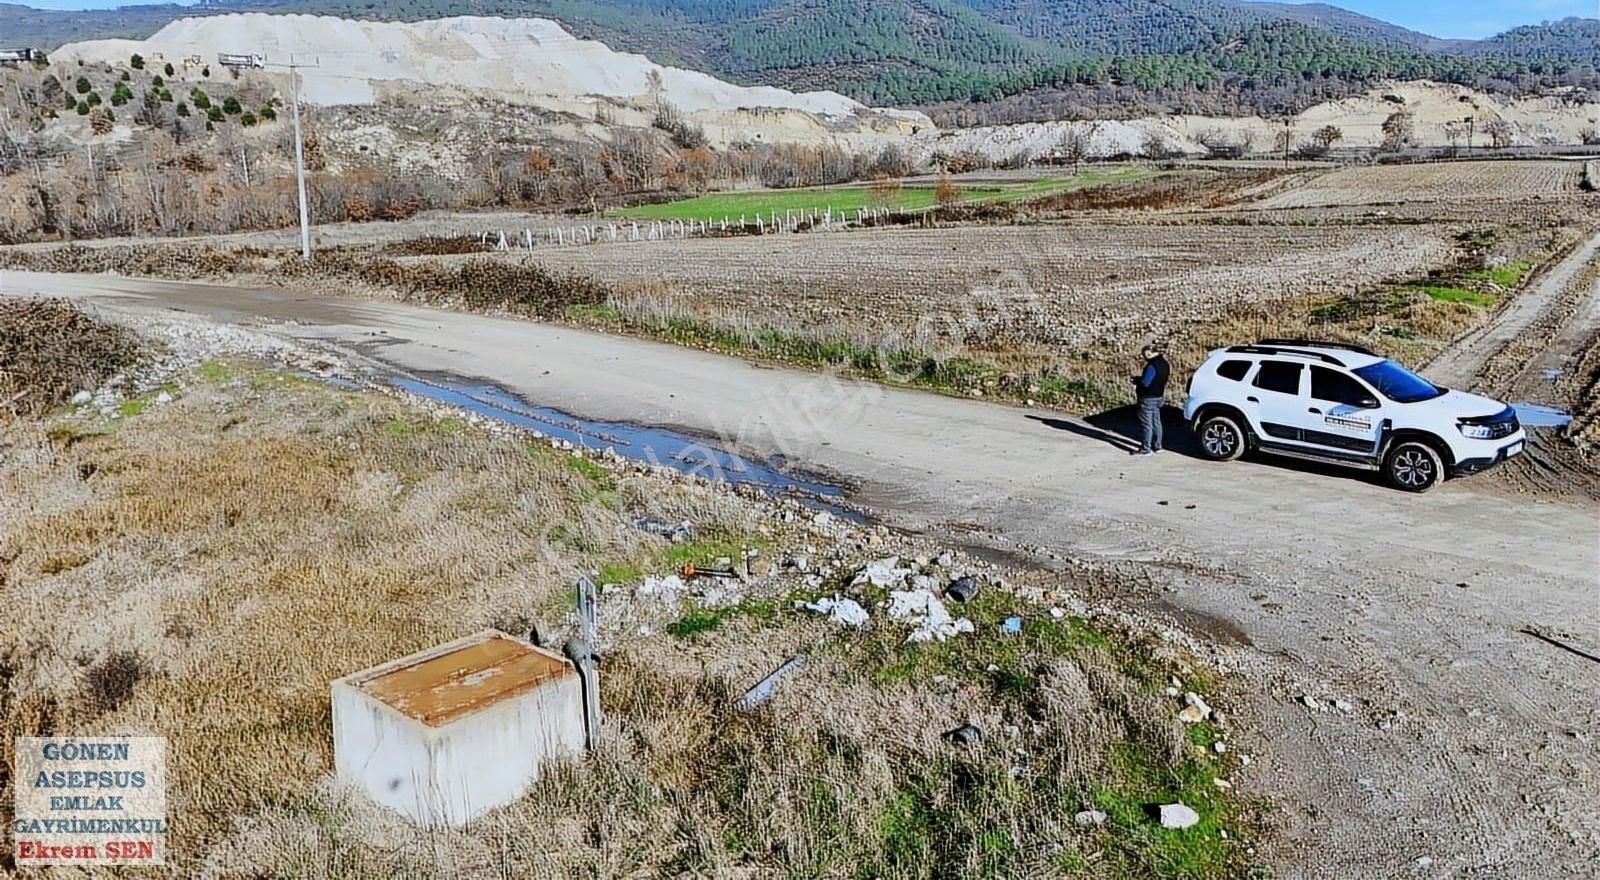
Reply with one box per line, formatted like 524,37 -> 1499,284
1353,360 -> 1444,403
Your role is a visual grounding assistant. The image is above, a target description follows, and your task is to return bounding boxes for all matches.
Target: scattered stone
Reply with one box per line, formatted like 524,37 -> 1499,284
1301,694 -> 1322,711
1333,698 -> 1355,714
1158,803 -> 1200,830
71,390 -> 92,406
631,515 -> 691,543
1049,607 -> 1066,619
1178,705 -> 1208,724
1165,686 -> 1180,698
1074,809 -> 1107,827
887,589 -> 974,643
1213,741 -> 1227,755
1183,692 -> 1213,720
1240,754 -> 1252,767
855,556 -> 911,588
155,391 -> 173,405
945,575 -> 980,603
943,723 -> 982,746
1213,777 -> 1232,789
798,596 -> 869,628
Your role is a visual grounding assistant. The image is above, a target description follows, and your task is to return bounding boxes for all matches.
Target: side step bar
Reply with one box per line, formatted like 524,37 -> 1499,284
1255,442 -> 1380,472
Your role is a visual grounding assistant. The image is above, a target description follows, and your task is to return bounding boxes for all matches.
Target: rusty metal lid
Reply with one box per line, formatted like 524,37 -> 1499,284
345,631 -> 575,727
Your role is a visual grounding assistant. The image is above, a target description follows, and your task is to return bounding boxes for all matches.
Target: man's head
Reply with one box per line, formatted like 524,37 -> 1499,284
1141,344 -> 1161,360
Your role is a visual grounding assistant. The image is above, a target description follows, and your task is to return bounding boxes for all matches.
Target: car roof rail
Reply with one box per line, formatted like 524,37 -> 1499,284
1224,344 -> 1346,366
1256,338 -> 1377,356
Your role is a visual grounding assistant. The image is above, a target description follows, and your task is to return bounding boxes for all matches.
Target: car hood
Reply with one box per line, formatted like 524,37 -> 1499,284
1428,389 -> 1511,418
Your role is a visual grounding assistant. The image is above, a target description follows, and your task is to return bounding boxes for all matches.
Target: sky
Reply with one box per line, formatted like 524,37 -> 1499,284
1285,0 -> 1598,39
15,0 -> 1600,40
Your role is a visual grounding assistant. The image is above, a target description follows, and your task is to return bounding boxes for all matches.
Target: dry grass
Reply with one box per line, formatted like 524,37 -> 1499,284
0,299 -> 144,417
0,360 -> 1252,878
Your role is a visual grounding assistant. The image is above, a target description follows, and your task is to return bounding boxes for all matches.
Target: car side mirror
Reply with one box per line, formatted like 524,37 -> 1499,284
1358,397 -> 1380,409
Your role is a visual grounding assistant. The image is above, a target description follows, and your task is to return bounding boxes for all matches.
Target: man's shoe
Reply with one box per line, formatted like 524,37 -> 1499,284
1131,449 -> 1154,456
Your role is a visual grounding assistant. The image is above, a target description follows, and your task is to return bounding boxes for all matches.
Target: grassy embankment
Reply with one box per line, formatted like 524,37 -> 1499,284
0,309 -> 1259,877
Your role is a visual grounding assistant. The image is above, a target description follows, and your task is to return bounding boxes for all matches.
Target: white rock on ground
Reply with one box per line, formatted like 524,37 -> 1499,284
886,589 -> 974,643
855,556 -> 912,588
1159,803 -> 1201,830
798,596 -> 869,628
1074,809 -> 1107,827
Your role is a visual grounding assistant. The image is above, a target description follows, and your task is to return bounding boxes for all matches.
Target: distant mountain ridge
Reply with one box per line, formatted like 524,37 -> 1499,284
4,0 -> 1597,115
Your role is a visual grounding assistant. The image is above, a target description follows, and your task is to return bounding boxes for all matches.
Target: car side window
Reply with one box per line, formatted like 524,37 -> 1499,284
1311,367 -> 1378,408
1216,360 -> 1252,382
1253,361 -> 1302,395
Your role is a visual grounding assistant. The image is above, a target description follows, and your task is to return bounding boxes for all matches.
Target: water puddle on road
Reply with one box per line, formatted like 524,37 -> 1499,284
1513,402 -> 1573,428
390,375 -> 859,518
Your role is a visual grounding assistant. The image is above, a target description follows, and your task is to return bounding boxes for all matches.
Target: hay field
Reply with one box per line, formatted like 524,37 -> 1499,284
0,343 -> 1253,877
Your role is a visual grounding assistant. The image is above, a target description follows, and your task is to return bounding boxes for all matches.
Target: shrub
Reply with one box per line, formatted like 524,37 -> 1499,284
130,53 -> 144,69
222,96 -> 242,115
85,91 -> 101,107
201,65 -> 210,78
258,104 -> 276,122
120,70 -> 130,81
176,101 -> 190,117
190,88 -> 210,109
64,91 -> 77,110
207,105 -> 224,123
152,75 -> 164,87
75,76 -> 91,94
163,62 -> 174,77
240,111 -> 257,127
934,174 -> 962,207
75,101 -> 90,116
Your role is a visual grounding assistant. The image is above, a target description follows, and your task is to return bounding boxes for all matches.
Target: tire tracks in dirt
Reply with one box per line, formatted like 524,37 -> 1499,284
1427,227 -> 1600,391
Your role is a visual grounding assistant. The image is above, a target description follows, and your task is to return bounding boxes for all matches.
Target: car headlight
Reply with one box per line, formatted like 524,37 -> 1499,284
1457,422 -> 1497,440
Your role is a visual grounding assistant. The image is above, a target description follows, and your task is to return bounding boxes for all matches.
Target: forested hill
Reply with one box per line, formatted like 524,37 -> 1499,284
5,0 -> 1597,117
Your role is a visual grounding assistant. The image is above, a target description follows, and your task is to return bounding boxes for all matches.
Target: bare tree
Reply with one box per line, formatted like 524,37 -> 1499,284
1483,119 -> 1514,149
1310,125 -> 1343,152
1380,111 -> 1414,152
1059,124 -> 1094,165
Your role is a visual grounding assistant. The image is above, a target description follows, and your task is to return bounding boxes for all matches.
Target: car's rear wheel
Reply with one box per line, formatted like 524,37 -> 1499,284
1384,440 -> 1442,492
1196,413 -> 1246,461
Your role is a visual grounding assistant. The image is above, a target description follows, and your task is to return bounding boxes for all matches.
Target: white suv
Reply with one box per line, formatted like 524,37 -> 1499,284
1182,339 -> 1525,492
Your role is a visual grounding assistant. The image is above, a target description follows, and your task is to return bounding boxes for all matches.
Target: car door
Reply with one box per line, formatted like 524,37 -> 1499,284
1302,366 -> 1383,455
1246,360 -> 1309,444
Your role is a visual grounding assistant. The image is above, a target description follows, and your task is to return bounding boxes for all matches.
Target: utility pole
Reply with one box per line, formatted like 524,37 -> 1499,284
256,53 -> 317,260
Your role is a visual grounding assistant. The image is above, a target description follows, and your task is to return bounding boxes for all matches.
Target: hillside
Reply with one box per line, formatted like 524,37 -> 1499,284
5,1 -> 1599,116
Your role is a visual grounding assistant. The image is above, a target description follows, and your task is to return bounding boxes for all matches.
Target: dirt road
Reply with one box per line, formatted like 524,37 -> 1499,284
1427,228 -> 1600,389
5,269 -> 1597,876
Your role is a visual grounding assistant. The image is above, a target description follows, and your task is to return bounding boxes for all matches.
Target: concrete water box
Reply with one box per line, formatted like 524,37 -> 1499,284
331,630 -> 585,826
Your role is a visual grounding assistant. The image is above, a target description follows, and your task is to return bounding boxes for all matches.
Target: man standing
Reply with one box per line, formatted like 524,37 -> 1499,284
1133,344 -> 1169,455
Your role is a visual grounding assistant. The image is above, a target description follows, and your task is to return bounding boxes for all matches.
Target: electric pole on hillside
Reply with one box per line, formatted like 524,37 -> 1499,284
255,53 -> 318,261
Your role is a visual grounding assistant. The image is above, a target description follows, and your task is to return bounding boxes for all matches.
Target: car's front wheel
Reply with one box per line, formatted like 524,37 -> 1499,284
1195,413 -> 1247,462
1384,440 -> 1443,492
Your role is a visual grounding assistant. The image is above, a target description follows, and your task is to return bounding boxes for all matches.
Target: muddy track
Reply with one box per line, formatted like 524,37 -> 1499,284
1469,237 -> 1600,499
1427,228 -> 1600,390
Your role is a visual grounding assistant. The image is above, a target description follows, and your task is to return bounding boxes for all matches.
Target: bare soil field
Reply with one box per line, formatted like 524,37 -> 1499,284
1254,159 -> 1587,209
513,223 -> 1462,348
